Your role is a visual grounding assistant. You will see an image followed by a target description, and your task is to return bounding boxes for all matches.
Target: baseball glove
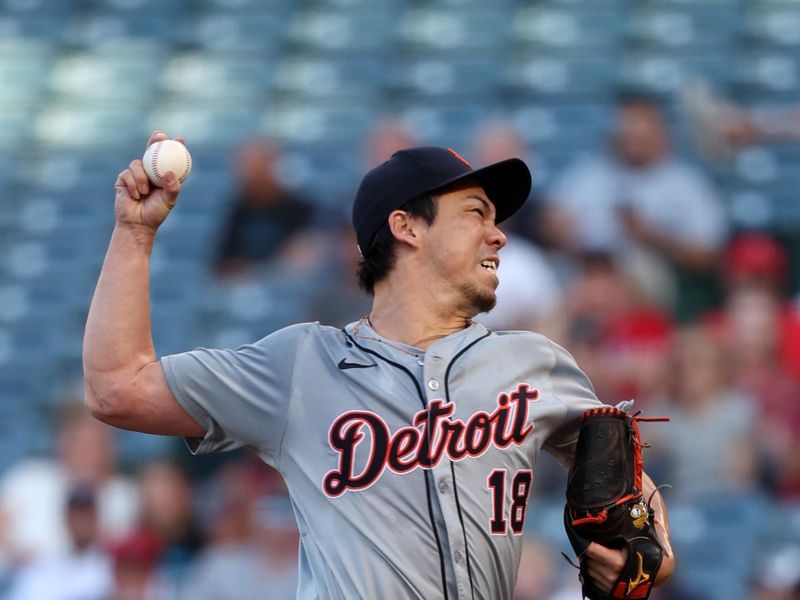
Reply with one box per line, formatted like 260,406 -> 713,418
564,406 -> 668,600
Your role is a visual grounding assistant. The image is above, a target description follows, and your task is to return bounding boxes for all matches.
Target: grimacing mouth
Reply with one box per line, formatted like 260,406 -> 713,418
480,258 -> 498,273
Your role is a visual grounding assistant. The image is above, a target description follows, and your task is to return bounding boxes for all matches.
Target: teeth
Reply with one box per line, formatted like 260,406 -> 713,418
481,260 -> 497,272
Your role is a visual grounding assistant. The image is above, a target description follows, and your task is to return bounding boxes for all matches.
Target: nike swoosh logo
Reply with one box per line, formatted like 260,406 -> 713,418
338,359 -> 377,370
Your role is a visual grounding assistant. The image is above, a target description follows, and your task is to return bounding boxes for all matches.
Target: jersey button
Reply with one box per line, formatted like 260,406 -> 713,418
438,479 -> 449,493
454,551 -> 464,565
427,379 -> 439,391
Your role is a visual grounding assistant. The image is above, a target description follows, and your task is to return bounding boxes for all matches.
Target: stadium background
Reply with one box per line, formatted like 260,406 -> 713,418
1,0 -> 800,598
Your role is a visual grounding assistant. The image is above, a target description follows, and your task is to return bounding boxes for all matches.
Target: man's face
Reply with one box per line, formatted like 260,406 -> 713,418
613,103 -> 668,168
415,181 -> 507,315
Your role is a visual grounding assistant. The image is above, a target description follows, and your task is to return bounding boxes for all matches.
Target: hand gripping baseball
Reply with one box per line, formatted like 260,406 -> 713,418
114,131 -> 186,232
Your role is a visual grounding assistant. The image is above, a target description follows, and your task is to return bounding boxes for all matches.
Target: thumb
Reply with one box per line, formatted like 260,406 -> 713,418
161,171 -> 181,209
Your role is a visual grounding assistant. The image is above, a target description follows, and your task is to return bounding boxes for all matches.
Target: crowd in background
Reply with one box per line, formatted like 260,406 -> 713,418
0,90 -> 799,599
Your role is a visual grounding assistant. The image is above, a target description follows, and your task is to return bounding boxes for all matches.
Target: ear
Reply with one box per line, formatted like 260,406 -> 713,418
387,209 -> 425,249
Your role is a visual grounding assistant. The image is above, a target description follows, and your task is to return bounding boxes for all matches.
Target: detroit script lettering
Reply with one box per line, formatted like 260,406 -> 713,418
323,384 -> 539,497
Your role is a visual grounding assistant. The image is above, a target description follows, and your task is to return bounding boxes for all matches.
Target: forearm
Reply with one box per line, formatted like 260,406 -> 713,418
83,224 -> 158,408
642,472 -> 674,585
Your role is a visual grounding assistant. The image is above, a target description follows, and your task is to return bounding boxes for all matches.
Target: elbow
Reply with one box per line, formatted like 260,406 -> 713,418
82,377 -> 129,425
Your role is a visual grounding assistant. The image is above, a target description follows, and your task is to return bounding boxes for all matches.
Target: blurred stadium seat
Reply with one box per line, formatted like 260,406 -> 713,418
511,5 -> 625,53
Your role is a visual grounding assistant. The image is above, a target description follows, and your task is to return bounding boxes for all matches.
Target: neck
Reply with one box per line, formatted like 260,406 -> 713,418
369,274 -> 474,350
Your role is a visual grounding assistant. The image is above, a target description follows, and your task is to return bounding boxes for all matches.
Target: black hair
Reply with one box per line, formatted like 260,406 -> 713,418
356,194 -> 438,295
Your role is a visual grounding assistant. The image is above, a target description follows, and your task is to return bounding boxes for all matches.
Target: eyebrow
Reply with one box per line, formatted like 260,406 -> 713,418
465,195 -> 495,217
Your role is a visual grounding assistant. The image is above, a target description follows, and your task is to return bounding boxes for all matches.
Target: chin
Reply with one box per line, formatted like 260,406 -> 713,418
460,283 -> 497,315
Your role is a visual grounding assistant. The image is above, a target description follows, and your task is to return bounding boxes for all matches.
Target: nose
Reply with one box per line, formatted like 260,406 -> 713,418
487,223 -> 507,250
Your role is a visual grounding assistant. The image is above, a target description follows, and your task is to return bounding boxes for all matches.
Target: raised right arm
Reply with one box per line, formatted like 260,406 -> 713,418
82,131 -> 205,437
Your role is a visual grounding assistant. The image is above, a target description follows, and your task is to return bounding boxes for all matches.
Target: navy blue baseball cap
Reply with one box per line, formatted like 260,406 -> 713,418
352,146 -> 532,253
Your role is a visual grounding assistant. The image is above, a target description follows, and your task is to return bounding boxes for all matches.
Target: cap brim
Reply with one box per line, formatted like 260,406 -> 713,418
432,158 -> 532,224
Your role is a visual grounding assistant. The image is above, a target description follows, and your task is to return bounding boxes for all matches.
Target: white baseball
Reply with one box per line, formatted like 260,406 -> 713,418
142,139 -> 192,187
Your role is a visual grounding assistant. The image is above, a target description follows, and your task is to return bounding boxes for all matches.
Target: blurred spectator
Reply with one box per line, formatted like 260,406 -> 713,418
469,120 -> 564,333
108,530 -> 164,600
722,282 -> 800,496
699,234 -> 800,496
214,138 -> 317,279
6,484 -> 112,600
181,463 -> 298,600
0,404 -> 138,561
560,253 -> 674,406
650,325 -> 759,498
681,79 -> 800,160
543,91 -> 727,320
305,219 -> 372,327
135,461 -> 204,592
363,117 -> 418,167
303,118 -> 419,326
722,234 -> 800,380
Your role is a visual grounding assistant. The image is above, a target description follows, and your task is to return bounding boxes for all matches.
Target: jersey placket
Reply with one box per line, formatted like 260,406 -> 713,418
423,352 -> 473,600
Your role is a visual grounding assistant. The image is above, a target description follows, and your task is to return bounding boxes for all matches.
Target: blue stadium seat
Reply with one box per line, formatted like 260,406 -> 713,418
0,109 -> 34,152
628,5 -> 740,49
177,10 -> 286,53
47,52 -> 162,106
261,101 -> 376,146
278,146 -> 361,209
272,55 -> 384,100
396,101 -> 497,149
745,5 -> 800,48
62,13 -> 181,47
1,0 -> 74,15
621,51 -> 735,93
511,5 -> 624,52
389,56 -> 505,98
736,51 -> 800,95
201,0 -> 291,11
0,14 -> 65,40
506,55 -> 619,99
286,9 -> 396,53
161,51 -> 275,103
148,104 -> 263,148
0,46 -> 50,107
397,7 -> 510,52
33,103 -> 147,150
86,0 -> 185,13
510,103 -> 613,151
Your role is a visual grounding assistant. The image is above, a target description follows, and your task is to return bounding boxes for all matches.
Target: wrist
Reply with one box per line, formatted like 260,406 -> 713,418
113,222 -> 158,248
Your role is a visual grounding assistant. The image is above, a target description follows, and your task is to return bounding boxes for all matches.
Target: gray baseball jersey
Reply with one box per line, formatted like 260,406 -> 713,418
160,319 -> 602,600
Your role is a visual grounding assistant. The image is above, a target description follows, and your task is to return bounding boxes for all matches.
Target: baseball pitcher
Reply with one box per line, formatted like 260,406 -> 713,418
83,131 -> 674,599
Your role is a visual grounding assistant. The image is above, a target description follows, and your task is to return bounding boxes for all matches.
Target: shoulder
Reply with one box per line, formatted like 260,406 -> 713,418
247,321 -> 351,359
251,321 -> 339,346
485,329 -> 563,364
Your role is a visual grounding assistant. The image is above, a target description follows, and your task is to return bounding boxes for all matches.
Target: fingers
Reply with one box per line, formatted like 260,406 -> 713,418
584,543 -> 627,594
146,130 -> 186,148
116,168 -> 141,201
146,130 -> 168,148
129,159 -> 150,197
115,160 -> 152,201
160,171 -> 181,210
